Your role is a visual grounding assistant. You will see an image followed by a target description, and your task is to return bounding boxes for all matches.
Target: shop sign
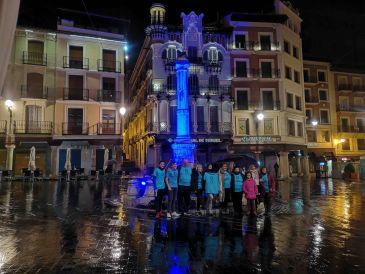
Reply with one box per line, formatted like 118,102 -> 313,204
167,138 -> 222,143
241,136 -> 274,142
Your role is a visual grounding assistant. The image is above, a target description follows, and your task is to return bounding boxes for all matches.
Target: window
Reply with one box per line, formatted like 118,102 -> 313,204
354,97 -> 364,106
320,110 -> 329,124
260,35 -> 271,50
262,90 -> 274,110
295,96 -> 302,110
356,119 -> 365,132
306,109 -> 312,124
287,93 -> 293,108
307,130 -> 316,142
208,75 -> 219,92
341,118 -> 349,132
297,122 -> 303,136
235,34 -> 246,49
69,45 -> 84,69
357,139 -> 365,150
321,131 -> 330,142
317,71 -> 327,82
319,89 -> 328,101
284,40 -> 290,54
303,69 -> 309,82
167,46 -> 177,61
27,40 -> 45,65
264,119 -> 274,135
188,74 -> 199,95
353,78 -> 362,90
285,66 -> 292,80
235,61 -> 247,77
236,90 -> 248,110
166,74 -> 176,91
293,46 -> 299,58
288,120 -> 295,136
294,70 -> 300,83
342,139 -> 350,150
261,62 -> 272,78
208,47 -> 218,64
25,105 -> 42,133
305,89 -> 311,102
237,118 -> 249,135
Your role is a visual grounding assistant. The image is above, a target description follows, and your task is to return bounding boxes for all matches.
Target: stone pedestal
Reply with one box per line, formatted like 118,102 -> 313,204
303,155 -> 310,176
297,156 -> 303,176
5,144 -> 15,171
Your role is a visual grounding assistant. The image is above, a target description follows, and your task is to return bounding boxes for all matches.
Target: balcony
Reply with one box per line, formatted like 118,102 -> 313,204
249,69 -> 280,79
257,42 -> 280,51
21,85 -> 48,99
0,121 -> 7,134
203,60 -> 223,73
304,76 -> 317,83
305,96 -> 319,103
232,41 -> 256,51
337,104 -> 365,112
97,59 -> 121,73
23,51 -> 47,66
154,84 -> 231,97
63,56 -> 89,70
337,84 -> 352,91
90,123 -> 122,135
63,88 -> 89,101
353,85 -> 365,92
97,90 -> 121,102
62,122 -> 89,135
13,121 -> 52,134
246,100 -> 281,111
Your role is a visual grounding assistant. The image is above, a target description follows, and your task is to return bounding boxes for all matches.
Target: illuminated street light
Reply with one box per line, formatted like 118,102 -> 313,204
256,112 -> 264,121
340,138 -> 345,143
119,107 -> 126,116
5,99 -> 14,108
124,45 -> 128,51
311,120 -> 318,126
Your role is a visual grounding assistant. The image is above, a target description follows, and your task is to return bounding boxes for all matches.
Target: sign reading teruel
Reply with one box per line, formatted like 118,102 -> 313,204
241,136 -> 276,142
168,138 -> 222,143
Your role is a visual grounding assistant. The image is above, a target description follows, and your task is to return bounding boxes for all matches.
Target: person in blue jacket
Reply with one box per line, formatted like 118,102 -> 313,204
204,164 -> 219,216
192,164 -> 205,216
231,166 -> 245,217
178,159 -> 193,216
165,162 -> 180,219
152,161 -> 166,219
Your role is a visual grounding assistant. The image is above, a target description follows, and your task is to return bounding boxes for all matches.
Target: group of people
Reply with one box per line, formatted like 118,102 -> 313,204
152,159 -> 276,219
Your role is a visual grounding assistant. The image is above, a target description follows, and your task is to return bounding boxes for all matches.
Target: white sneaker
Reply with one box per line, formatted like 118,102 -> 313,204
172,212 -> 180,218
167,212 -> 172,219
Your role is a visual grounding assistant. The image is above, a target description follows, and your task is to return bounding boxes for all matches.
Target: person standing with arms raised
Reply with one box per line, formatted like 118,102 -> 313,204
178,159 -> 193,216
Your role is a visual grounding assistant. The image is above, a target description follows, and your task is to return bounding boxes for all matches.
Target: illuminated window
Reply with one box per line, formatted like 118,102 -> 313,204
167,46 -> 177,61
208,47 -> 218,64
235,34 -> 246,49
307,130 -> 316,142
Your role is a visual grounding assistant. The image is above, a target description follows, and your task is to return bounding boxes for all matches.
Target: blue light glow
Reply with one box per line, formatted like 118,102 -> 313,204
141,181 -> 146,186
172,58 -> 195,165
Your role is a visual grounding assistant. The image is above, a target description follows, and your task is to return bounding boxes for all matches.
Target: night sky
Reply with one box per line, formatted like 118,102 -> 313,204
18,0 -> 365,70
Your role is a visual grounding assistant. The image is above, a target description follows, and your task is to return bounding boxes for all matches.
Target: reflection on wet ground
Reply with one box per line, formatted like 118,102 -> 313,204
0,178 -> 364,273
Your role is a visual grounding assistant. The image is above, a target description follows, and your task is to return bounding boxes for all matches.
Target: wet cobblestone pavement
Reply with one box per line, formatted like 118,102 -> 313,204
0,178 -> 364,273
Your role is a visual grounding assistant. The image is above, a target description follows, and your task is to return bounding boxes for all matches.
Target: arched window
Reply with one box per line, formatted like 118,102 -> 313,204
167,46 -> 177,61
188,74 -> 199,95
208,47 -> 218,64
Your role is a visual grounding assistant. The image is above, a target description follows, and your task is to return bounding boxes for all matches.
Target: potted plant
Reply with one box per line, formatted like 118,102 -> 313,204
343,163 -> 358,180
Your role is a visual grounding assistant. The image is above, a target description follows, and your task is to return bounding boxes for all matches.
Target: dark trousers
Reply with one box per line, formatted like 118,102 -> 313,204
196,189 -> 204,211
232,192 -> 243,214
263,192 -> 272,213
178,186 -> 191,213
222,188 -> 231,208
247,198 -> 256,215
155,189 -> 165,213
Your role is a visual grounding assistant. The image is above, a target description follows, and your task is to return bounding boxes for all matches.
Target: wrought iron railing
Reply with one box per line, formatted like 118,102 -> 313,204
23,51 -> 47,66
97,90 -> 121,102
63,88 -> 89,101
21,85 -> 48,99
62,122 -> 89,135
13,121 -> 52,134
90,123 -> 122,135
63,56 -> 89,70
97,59 -> 121,73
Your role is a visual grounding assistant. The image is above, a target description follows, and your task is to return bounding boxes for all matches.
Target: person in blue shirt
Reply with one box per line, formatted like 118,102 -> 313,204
152,161 -> 166,219
219,163 -> 232,214
178,159 -> 193,216
165,162 -> 180,219
231,166 -> 245,217
192,164 -> 204,216
204,164 -> 219,216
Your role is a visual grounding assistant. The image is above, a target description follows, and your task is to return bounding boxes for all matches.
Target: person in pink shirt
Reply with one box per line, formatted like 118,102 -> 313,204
243,171 -> 258,216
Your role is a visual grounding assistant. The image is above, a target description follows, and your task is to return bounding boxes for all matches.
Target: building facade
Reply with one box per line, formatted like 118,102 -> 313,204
228,0 -> 308,178
124,4 -> 233,173
303,60 -> 337,176
0,13 -> 127,176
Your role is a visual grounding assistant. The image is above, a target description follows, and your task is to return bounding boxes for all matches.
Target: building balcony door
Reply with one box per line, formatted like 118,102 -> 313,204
26,73 -> 44,98
101,109 -> 116,134
68,108 -> 83,134
210,106 -> 219,132
68,75 -> 84,100
27,40 -> 44,65
262,90 -> 274,110
25,105 -> 42,133
69,46 -> 84,69
102,49 -> 116,72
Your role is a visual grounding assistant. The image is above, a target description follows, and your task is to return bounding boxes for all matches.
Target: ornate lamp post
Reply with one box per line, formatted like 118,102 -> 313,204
255,111 -> 264,166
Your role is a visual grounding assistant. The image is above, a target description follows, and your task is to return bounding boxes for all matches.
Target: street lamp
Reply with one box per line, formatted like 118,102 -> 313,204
119,107 -> 126,116
340,138 -> 345,143
255,111 -> 264,166
4,100 -> 14,134
311,120 -> 318,126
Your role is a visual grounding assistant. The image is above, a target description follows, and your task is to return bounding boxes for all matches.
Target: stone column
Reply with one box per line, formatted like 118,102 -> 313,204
153,143 -> 161,165
297,156 -> 302,176
303,155 -> 310,176
279,151 -> 289,179
5,144 -> 15,171
192,101 -> 197,133
50,145 -> 58,178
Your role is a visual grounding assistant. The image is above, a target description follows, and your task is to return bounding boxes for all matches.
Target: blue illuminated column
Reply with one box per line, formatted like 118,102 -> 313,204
171,57 -> 195,164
